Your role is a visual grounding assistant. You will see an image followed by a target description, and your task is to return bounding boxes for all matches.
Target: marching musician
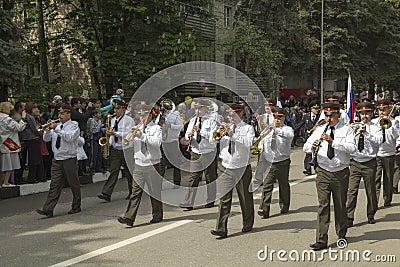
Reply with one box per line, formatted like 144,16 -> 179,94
97,100 -> 135,202
157,100 -> 184,186
118,104 -> 163,227
211,103 -> 255,238
302,101 -> 321,175
371,99 -> 399,207
36,104 -> 81,217
346,102 -> 382,227
179,99 -> 219,210
255,107 -> 294,219
257,98 -> 276,133
303,102 -> 356,251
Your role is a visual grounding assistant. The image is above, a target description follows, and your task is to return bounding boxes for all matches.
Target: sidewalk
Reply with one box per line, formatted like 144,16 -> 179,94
0,171 -> 117,199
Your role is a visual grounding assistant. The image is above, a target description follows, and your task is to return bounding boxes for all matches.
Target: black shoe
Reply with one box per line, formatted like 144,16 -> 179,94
257,210 -> 269,219
280,209 -> 289,215
384,201 -> 391,207
98,194 -> 111,202
210,230 -> 227,239
241,226 -> 253,233
303,170 -> 312,175
149,218 -> 163,224
205,202 -> 214,208
36,209 -> 53,218
393,187 -> 399,194
68,208 -> 81,215
309,242 -> 327,251
347,218 -> 354,227
117,216 -> 134,227
125,194 -> 131,200
179,202 -> 193,210
367,217 -> 375,224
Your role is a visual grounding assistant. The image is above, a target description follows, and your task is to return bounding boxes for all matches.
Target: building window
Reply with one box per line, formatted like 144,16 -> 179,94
224,54 -> 233,77
224,6 -> 232,27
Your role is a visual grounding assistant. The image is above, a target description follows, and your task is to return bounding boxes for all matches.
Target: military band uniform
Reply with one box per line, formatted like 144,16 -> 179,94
158,110 -> 184,185
182,114 -> 218,208
257,121 -> 294,217
214,121 -> 255,236
371,116 -> 399,206
303,110 -> 356,246
122,120 -> 163,224
347,109 -> 382,225
100,113 -> 135,200
41,119 -> 81,213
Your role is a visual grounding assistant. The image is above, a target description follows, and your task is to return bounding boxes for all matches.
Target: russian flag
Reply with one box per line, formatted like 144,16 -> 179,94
346,74 -> 355,123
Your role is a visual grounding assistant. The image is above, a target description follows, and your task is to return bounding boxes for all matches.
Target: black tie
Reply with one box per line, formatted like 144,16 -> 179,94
271,131 -> 277,151
228,125 -> 236,154
327,126 -> 335,159
114,116 -> 123,143
196,117 -> 202,143
312,115 -> 315,122
382,128 -> 386,143
358,132 -> 365,152
55,124 -> 63,149
140,123 -> 147,154
267,114 -> 270,125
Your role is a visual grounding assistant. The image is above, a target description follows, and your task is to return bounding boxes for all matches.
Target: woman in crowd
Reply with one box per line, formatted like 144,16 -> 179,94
0,102 -> 26,187
20,102 -> 46,183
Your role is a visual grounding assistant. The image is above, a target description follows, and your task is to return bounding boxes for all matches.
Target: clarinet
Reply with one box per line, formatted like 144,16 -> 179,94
187,115 -> 199,152
309,121 -> 330,169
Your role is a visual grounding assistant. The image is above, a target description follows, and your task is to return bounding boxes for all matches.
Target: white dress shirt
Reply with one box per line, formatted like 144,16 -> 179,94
351,122 -> 383,162
133,121 -> 162,166
303,121 -> 356,172
219,121 -> 254,169
155,111 -> 184,143
43,119 -> 80,161
261,125 -> 294,163
185,114 -> 218,154
109,114 -> 136,150
371,117 -> 399,157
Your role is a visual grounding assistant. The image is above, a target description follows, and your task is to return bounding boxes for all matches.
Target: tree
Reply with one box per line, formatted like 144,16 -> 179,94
0,0 -> 25,101
47,0 -> 213,98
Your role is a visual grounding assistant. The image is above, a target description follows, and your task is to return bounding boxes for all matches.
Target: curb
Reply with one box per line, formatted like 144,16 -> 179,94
0,171 -> 122,199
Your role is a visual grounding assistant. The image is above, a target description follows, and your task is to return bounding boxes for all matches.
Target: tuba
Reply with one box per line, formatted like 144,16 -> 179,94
99,114 -> 114,159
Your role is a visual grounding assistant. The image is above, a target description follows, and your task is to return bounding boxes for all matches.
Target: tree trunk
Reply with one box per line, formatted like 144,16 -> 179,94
37,0 -> 49,83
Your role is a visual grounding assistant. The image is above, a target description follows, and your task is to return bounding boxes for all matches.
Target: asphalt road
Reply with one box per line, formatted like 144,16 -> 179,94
0,148 -> 399,267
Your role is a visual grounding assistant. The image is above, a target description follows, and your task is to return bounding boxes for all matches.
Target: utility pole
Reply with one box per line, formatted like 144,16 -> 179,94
320,0 -> 324,104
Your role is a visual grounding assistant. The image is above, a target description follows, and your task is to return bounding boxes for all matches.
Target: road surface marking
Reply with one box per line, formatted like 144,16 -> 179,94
50,220 -> 192,267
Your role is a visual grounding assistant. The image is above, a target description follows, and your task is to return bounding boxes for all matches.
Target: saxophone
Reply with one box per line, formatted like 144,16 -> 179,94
99,114 -> 114,159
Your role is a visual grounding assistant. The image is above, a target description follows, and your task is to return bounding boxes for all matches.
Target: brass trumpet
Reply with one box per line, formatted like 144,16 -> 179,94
36,119 -> 60,131
379,105 -> 395,129
122,122 -> 144,145
212,123 -> 234,141
250,125 -> 275,155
